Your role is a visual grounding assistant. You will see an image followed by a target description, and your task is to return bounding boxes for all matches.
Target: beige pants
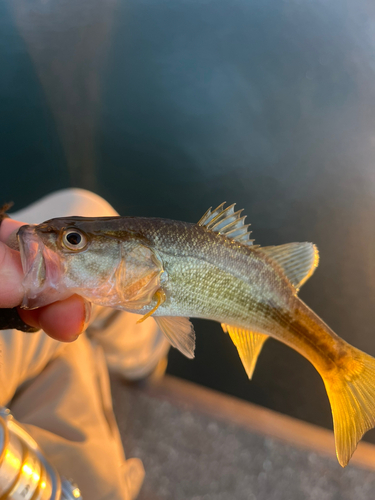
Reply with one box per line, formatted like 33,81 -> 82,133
0,189 -> 170,500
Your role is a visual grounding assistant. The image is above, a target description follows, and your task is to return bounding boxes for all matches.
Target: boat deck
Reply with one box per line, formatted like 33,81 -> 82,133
112,375 -> 375,500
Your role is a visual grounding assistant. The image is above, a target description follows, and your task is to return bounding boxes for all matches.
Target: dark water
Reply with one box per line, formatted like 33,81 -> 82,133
2,0 -> 375,442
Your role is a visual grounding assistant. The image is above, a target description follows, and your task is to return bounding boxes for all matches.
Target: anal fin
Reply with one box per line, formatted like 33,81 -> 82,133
222,323 -> 268,379
154,316 -> 196,359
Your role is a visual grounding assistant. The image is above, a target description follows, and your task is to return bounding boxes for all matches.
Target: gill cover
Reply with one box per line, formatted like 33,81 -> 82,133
115,241 -> 165,309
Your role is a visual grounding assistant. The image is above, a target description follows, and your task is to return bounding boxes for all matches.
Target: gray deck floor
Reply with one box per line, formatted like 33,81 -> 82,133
111,377 -> 375,500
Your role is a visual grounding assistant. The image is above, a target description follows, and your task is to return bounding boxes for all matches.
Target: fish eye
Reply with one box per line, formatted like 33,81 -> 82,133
61,228 -> 88,251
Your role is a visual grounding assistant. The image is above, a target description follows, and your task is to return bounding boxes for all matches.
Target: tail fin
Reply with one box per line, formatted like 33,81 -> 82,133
322,347 -> 375,466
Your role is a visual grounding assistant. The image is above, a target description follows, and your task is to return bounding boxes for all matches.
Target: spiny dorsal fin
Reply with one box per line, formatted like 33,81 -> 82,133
259,242 -> 319,290
197,202 -> 255,246
222,323 -> 269,379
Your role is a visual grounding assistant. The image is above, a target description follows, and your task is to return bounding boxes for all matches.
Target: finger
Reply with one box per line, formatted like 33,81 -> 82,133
18,295 -> 92,342
0,218 -> 25,244
0,241 -> 24,308
0,218 -> 29,308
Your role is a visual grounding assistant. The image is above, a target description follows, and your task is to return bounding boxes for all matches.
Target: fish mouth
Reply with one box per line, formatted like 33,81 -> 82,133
17,225 -> 67,309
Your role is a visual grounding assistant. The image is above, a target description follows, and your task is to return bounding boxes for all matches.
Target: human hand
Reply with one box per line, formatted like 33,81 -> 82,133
0,217 -> 91,342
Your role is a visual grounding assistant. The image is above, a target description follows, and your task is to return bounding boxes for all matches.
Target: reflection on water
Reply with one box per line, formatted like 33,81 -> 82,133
10,0 -> 117,189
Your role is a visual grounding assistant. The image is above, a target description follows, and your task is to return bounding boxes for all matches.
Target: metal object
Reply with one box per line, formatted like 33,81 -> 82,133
0,408 -> 82,499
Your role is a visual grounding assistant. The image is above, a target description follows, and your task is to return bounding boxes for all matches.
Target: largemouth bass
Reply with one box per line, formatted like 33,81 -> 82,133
10,203 -> 375,466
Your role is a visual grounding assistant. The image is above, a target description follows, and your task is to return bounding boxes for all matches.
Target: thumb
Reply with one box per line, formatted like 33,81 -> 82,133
0,241 -> 24,308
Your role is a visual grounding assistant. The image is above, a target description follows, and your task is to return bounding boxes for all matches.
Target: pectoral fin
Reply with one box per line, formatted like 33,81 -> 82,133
154,316 -> 196,359
222,323 -> 268,379
137,289 -> 166,323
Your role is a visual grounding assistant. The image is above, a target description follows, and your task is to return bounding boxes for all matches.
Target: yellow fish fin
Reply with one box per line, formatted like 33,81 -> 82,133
137,289 -> 166,323
322,347 -> 375,466
154,316 -> 195,359
221,323 -> 268,379
259,242 -> 319,291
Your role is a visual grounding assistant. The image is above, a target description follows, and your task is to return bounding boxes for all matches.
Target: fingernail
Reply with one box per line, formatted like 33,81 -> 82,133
80,301 -> 92,333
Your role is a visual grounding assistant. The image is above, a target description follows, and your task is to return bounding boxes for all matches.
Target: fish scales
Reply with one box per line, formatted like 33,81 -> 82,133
141,220 -> 341,365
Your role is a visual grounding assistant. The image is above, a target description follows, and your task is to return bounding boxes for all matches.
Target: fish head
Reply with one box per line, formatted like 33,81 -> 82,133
17,217 -> 164,310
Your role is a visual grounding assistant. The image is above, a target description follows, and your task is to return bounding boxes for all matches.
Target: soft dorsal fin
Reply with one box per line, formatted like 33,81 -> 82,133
260,242 -> 319,290
222,323 -> 268,379
197,202 -> 255,246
